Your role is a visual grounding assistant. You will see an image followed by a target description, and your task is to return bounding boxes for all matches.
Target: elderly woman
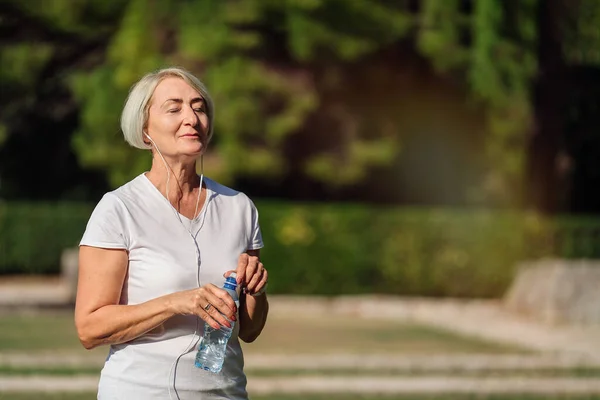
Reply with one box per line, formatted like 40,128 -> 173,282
74,67 -> 269,400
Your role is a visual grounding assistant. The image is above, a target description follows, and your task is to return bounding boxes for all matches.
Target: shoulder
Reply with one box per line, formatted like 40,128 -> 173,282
91,175 -> 146,216
104,175 -> 146,207
206,178 -> 256,209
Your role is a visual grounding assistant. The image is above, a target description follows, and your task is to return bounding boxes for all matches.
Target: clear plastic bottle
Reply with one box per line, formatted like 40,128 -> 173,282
194,273 -> 239,373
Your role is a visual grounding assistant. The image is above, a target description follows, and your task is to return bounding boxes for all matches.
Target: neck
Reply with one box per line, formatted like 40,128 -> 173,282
147,156 -> 201,198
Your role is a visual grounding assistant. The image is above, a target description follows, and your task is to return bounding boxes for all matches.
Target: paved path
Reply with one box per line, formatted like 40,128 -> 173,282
4,291 -> 600,394
247,377 -> 600,395
270,295 -> 600,356
3,285 -> 600,357
4,352 -> 600,371
5,376 -> 600,394
0,279 -> 70,307
3,352 -> 600,394
245,353 -> 600,371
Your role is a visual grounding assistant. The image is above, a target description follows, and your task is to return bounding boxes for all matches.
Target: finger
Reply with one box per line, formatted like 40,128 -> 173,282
199,304 -> 221,329
246,263 -> 265,293
205,300 -> 234,328
236,253 -> 249,285
210,287 -> 238,316
223,270 -> 236,278
244,256 -> 259,286
201,293 -> 235,328
199,285 -> 237,318
196,286 -> 228,329
252,269 -> 268,295
200,305 -> 225,330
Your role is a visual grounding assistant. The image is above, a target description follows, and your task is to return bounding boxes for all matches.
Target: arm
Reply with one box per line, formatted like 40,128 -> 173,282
75,246 -> 237,350
239,288 -> 269,343
235,250 -> 269,343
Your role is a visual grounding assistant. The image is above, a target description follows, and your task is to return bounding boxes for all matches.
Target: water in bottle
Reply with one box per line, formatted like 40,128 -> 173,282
195,273 -> 239,373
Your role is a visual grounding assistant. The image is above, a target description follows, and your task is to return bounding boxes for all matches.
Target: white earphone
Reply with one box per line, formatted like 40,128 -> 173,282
144,132 -> 204,227
144,131 -> 204,400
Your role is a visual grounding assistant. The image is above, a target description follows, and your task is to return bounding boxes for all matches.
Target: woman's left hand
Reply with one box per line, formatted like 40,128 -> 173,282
225,252 -> 268,296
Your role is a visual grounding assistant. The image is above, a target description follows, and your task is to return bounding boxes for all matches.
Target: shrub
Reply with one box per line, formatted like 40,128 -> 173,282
1,200 -> 599,297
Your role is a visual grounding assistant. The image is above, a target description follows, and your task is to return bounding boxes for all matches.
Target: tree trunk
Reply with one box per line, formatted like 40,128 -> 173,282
526,0 -> 569,213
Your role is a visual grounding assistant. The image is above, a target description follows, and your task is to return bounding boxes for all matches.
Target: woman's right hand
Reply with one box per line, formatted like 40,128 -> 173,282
168,284 -> 237,329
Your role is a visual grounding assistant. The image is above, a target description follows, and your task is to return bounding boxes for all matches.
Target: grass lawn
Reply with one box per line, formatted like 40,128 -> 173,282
256,396 -> 600,400
0,311 -> 80,351
3,365 -> 600,377
0,310 -> 593,399
0,310 -> 524,356
0,310 -> 107,360
242,314 -> 525,355
3,394 -> 600,400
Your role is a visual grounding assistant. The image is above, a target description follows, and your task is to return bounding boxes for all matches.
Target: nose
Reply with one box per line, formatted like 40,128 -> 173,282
182,105 -> 200,126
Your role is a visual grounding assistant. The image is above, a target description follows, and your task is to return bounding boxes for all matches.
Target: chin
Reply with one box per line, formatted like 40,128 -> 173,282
178,141 -> 206,155
179,142 -> 205,156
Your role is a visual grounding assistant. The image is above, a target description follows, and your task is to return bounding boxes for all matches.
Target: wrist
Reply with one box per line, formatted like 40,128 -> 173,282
246,283 -> 268,297
163,293 -> 179,316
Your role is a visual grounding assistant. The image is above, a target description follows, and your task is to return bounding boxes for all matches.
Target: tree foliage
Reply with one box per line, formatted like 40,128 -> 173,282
1,0 -> 599,207
68,0 -> 411,187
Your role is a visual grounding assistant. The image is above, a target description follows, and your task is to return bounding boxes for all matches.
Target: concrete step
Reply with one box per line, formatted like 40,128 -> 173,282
4,375 -> 600,394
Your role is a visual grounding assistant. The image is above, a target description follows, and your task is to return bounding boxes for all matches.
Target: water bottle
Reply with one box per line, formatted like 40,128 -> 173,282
194,273 -> 239,373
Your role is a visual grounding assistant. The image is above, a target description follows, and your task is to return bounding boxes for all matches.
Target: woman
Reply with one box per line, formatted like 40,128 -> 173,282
74,67 -> 269,400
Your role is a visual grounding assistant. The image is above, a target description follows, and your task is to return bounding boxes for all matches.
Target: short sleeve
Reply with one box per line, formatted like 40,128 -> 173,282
248,200 -> 264,250
80,193 -> 130,250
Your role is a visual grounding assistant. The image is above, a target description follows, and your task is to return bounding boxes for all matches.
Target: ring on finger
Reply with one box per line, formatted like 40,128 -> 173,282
203,303 -> 212,312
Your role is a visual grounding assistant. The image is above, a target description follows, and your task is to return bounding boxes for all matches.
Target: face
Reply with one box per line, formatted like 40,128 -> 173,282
145,77 -> 209,160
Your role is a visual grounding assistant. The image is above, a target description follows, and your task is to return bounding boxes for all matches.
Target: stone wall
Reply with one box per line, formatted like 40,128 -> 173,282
61,248 -> 79,304
504,259 -> 600,325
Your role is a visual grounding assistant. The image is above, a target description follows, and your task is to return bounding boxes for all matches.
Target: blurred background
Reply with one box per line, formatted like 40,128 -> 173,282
1,0 -> 600,399
2,0 -> 600,295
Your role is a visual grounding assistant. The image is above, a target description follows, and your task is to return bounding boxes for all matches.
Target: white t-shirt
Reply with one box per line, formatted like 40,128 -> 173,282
80,173 -> 264,400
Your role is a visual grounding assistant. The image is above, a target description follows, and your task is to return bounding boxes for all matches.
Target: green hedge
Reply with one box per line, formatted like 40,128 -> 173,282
1,200 -> 600,297
0,202 -> 94,275
256,203 -> 600,297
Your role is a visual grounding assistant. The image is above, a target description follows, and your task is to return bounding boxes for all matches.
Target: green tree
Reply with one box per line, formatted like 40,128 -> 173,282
1,0 -> 600,209
69,0 -> 411,187
0,0 -> 125,199
416,0 -> 538,206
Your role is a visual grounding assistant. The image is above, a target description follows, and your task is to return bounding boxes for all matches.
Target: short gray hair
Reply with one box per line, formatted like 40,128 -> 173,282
121,67 -> 215,150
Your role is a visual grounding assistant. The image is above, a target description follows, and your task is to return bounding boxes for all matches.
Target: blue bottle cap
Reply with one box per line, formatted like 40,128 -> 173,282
225,273 -> 237,288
